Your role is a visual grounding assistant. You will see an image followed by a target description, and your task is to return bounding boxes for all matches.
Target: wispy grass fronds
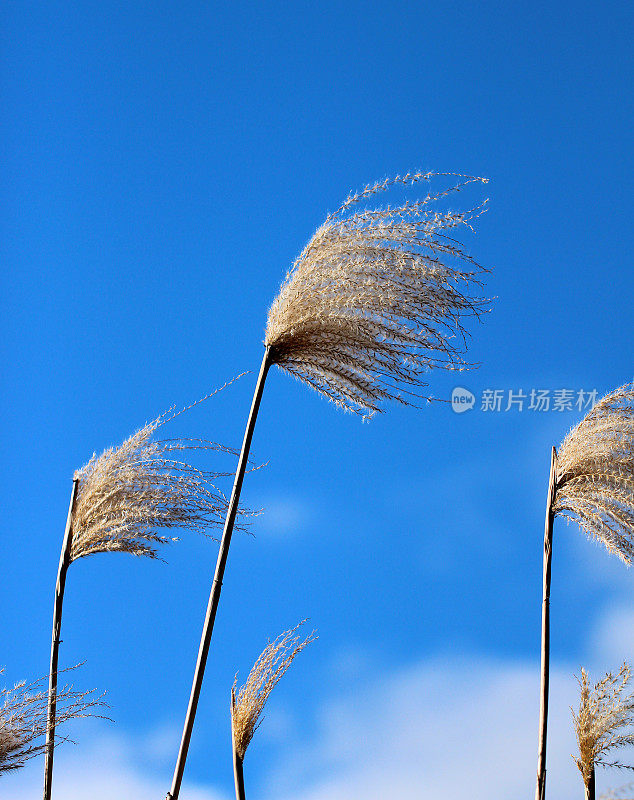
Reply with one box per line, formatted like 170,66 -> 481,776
265,171 -> 489,416
1,667 -> 104,775
71,412 -> 237,562
231,622 -> 316,760
555,383 -> 634,564
573,664 -> 634,789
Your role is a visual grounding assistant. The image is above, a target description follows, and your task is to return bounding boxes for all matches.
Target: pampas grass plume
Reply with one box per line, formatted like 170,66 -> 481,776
231,622 -> 316,760
265,171 -> 490,416
45,383 -> 243,800
573,664 -> 634,794
1,666 -> 104,776
70,411 -> 234,561
555,383 -> 634,563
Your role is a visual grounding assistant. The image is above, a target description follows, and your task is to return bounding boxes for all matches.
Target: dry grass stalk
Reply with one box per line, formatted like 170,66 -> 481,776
573,664 -> 634,800
44,385 -> 242,800
231,622 -> 316,761
168,359 -> 271,800
535,447 -> 557,800
536,384 -> 634,800
555,383 -> 634,564
265,171 -> 489,416
168,172 -> 490,799
1,667 -> 104,776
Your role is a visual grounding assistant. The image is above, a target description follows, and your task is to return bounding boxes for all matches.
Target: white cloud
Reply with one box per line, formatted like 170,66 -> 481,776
261,656 -> 585,800
6,606 -> 634,800
138,721 -> 183,764
259,598 -> 634,800
1,731 -> 228,800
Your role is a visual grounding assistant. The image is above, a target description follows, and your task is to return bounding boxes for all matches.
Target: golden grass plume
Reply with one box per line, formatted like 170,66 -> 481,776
555,383 -> 634,564
231,622 -> 316,760
265,171 -> 489,416
573,664 -> 634,788
0,666 -> 104,775
70,385 -> 247,561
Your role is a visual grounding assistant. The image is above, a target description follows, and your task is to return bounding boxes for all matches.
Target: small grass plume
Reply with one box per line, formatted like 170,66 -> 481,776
555,383 -> 634,564
71,413 -> 235,561
573,664 -> 634,799
1,666 -> 104,775
231,622 -> 316,761
265,171 -> 489,416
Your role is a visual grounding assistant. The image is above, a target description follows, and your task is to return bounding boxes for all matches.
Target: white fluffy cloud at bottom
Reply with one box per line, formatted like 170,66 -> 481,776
5,610 -> 634,800
262,656 -> 583,800
1,735 -> 228,800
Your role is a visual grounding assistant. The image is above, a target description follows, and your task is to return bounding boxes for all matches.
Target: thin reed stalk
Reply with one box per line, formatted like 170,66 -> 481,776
168,350 -> 271,800
535,384 -> 634,800
167,172 -> 489,798
535,446 -> 557,800
588,769 -> 597,800
43,478 -> 79,800
41,391 -> 236,800
230,689 -> 246,800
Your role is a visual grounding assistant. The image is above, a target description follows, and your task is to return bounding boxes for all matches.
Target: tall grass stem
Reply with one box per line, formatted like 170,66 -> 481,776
167,349 -> 271,800
586,768 -> 596,800
231,689 -> 246,800
43,477 -> 79,800
535,446 -> 557,800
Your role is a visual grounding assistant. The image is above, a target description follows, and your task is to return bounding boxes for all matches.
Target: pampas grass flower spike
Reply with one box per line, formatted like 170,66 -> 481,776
167,171 -> 490,799
1,666 -> 104,777
535,383 -> 634,800
44,387 -> 239,800
573,664 -> 634,800
554,383 -> 634,563
230,623 -> 316,800
265,171 -> 489,416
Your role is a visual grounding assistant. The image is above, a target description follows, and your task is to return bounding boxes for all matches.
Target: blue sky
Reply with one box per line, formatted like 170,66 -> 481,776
2,1 -> 633,798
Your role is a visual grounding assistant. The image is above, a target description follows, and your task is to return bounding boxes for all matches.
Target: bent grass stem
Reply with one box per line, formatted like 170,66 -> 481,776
43,477 -> 79,800
167,348 -> 271,800
535,446 -> 557,800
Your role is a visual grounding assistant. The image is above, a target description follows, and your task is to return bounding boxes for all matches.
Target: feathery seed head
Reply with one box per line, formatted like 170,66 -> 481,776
572,664 -> 634,787
554,383 -> 634,564
70,386 -> 244,561
265,172 -> 490,416
0,667 -> 104,775
231,622 -> 316,760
